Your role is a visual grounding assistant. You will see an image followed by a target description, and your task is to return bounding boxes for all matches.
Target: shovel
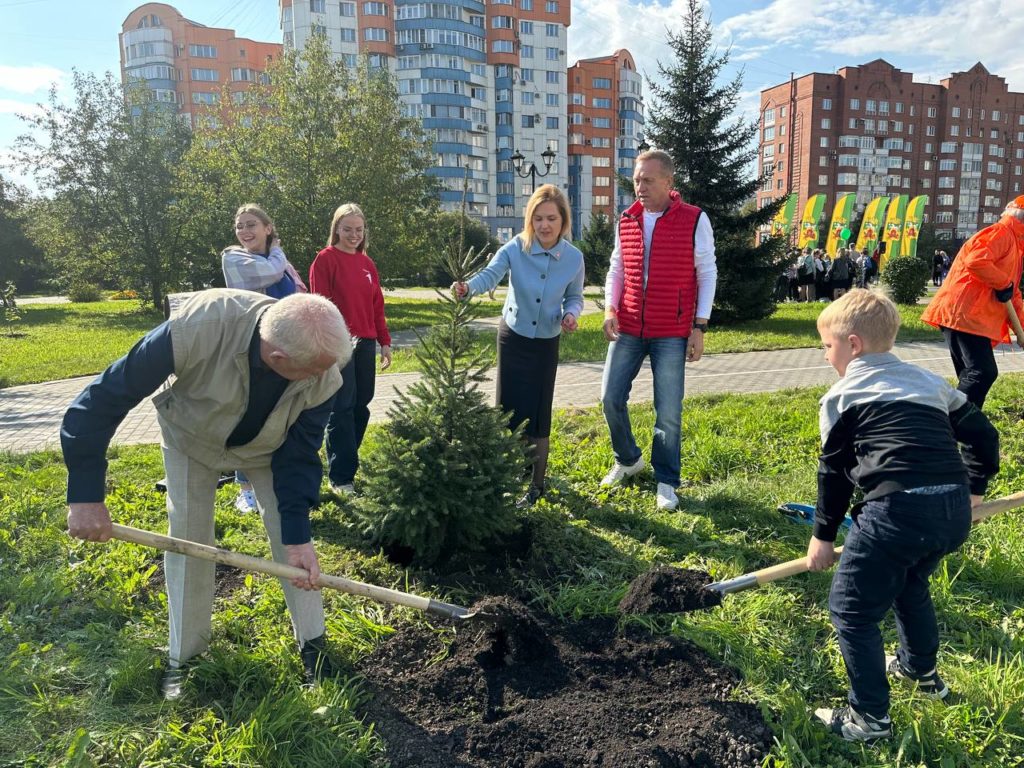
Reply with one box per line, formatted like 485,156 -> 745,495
109,523 -> 484,622
706,490 -> 1024,597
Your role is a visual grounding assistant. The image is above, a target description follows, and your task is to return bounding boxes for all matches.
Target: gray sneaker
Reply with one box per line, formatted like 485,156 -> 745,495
600,457 -> 645,486
886,654 -> 949,700
814,705 -> 891,742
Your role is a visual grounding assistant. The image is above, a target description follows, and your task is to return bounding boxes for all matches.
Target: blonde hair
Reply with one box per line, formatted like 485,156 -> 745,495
235,203 -> 274,253
637,149 -> 674,177
260,293 -> 352,367
521,184 -> 571,250
328,203 -> 368,251
817,288 -> 900,352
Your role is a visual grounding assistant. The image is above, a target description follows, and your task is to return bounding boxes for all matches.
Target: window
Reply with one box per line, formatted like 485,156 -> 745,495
340,1 -> 355,14
863,119 -> 875,131
191,68 -> 218,81
594,196 -> 610,206
594,175 -> 611,186
926,125 -> 936,136
545,93 -> 559,106
952,106 -> 961,118
822,98 -> 832,110
878,120 -> 888,133
820,136 -> 829,147
993,110 -> 1001,121
818,175 -> 829,185
546,47 -> 559,60
988,161 -> 1004,174
189,44 -> 217,58
492,15 -> 513,27
938,176 -> 955,188
593,117 -> 610,128
849,118 -> 859,129
879,101 -> 890,115
821,118 -> 831,129
521,0 -> 532,8
941,141 -> 957,153
521,91 -> 534,105
521,44 -> 533,57
937,194 -> 954,206
192,92 -> 218,104
894,121 -> 903,132
763,108 -> 775,125
593,156 -> 610,167
866,99 -> 877,114
592,136 -> 610,147
520,20 -> 533,34
546,71 -> 560,84
522,115 -> 536,128
546,116 -> 558,129
593,97 -> 611,108
521,67 -> 534,81
364,27 -> 389,41
492,39 -> 513,53
592,77 -> 611,88
764,126 -> 775,142
340,28 -> 355,42
311,0 -> 326,10
546,23 -> 559,36
850,98 -> 860,110
928,106 -> 937,118
838,173 -> 857,185
779,142 -> 785,154
819,155 -> 828,166
545,0 -> 558,11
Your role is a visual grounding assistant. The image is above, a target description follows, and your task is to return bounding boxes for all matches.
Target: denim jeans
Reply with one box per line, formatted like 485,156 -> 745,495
829,485 -> 971,719
325,337 -> 378,486
601,333 -> 687,486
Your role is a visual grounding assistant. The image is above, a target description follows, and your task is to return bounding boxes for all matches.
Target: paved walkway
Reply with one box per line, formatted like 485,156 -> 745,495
5,339 -> 1024,455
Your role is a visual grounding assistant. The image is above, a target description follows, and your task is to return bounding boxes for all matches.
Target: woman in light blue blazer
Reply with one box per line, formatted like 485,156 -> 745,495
454,184 -> 585,507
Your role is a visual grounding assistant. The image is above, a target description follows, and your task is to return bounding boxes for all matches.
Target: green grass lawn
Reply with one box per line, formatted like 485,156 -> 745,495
2,375 -> 1023,766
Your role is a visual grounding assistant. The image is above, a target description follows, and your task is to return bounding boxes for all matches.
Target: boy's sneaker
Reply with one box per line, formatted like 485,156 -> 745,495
656,482 -> 679,511
600,457 -> 645,486
886,654 -> 949,700
234,488 -> 257,514
329,483 -> 356,497
814,705 -> 891,742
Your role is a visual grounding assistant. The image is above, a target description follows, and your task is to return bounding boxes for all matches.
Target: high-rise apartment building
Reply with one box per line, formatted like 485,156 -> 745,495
280,0 -> 571,240
757,59 -> 1024,243
120,3 -> 282,125
566,49 -> 644,235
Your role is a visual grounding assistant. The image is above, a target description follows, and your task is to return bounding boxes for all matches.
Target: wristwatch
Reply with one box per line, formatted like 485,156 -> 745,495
693,322 -> 709,332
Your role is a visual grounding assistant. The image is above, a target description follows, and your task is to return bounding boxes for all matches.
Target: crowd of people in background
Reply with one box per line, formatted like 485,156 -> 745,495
777,245 -> 883,303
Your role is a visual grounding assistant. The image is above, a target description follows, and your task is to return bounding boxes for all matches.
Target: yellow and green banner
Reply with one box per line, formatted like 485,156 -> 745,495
825,193 -> 856,256
769,193 -> 799,238
856,195 -> 889,258
797,194 -> 826,249
900,195 -> 929,259
880,194 -> 908,270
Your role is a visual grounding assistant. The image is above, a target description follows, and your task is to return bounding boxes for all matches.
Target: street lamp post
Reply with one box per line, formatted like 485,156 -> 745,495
511,147 -> 556,193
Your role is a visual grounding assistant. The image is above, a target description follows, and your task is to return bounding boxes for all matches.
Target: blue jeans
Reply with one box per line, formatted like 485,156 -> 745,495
829,485 -> 971,719
601,333 -> 687,487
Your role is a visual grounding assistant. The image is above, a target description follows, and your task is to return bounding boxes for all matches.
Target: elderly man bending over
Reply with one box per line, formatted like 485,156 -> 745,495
61,289 -> 350,698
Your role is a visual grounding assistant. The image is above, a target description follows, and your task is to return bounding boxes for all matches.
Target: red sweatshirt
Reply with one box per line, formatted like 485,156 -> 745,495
309,246 -> 391,346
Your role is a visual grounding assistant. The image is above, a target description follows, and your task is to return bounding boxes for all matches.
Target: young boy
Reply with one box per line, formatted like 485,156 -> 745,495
808,289 -> 1000,742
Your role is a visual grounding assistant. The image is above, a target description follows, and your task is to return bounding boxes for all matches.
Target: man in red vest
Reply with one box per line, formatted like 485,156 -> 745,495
600,150 -> 718,510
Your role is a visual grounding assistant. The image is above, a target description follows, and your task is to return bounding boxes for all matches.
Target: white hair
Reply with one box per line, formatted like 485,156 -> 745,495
260,294 -> 352,367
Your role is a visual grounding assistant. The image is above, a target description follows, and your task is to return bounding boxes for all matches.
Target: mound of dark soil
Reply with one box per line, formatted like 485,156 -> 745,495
619,566 -> 723,615
359,597 -> 772,767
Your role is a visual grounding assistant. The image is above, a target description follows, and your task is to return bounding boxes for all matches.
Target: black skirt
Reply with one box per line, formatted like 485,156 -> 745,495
495,319 -> 560,438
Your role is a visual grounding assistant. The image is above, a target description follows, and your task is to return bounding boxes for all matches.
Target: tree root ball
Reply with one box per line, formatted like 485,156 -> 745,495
359,595 -> 771,767
618,565 -> 724,615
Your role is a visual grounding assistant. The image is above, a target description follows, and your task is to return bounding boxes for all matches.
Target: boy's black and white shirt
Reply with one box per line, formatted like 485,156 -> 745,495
815,352 -> 999,542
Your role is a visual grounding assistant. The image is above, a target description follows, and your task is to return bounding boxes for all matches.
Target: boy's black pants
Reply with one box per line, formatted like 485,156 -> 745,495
942,327 -> 998,408
828,485 -> 971,719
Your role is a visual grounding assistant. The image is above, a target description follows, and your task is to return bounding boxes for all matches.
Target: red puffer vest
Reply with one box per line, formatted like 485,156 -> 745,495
617,191 -> 701,338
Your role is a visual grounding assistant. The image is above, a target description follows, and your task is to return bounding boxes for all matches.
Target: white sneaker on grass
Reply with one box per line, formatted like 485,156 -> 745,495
656,482 -> 679,511
329,483 -> 356,497
600,457 -> 646,486
234,488 -> 257,514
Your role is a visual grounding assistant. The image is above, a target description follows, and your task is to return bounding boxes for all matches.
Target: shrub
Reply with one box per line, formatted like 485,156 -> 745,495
881,255 -> 930,305
108,289 -> 140,301
67,282 -> 104,303
354,247 -> 527,565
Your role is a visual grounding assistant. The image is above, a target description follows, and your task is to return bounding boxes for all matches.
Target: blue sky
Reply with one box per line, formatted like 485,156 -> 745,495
3,0 -> 1023,185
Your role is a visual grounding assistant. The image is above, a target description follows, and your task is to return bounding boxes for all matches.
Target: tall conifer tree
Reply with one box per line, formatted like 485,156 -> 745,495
646,0 -> 785,323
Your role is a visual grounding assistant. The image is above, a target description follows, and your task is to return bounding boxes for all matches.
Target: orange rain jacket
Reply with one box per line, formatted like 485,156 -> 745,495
921,215 -> 1024,344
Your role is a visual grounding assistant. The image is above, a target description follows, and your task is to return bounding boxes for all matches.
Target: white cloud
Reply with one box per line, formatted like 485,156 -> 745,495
0,64 -> 65,95
0,98 -> 43,118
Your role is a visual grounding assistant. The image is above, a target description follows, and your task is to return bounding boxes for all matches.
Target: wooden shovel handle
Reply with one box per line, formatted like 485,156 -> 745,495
751,490 -> 1024,587
110,523 -> 435,613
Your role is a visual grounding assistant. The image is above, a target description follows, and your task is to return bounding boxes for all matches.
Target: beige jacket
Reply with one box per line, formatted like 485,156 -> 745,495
153,289 -> 342,469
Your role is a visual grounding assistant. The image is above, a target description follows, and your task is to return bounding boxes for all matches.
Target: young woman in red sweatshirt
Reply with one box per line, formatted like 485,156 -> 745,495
309,203 -> 392,495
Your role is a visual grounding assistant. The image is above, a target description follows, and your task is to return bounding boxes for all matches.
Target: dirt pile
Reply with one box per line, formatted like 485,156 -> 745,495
618,566 -> 723,615
359,596 -> 772,767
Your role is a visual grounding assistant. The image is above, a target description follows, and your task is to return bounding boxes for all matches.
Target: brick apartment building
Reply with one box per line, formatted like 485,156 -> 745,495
566,49 -> 644,236
120,3 -> 282,126
757,59 -> 1024,244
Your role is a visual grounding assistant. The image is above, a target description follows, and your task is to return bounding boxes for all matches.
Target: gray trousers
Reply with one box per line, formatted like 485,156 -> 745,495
162,443 -> 325,667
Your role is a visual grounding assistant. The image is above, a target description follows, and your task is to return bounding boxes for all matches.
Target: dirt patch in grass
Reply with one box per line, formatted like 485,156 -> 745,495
359,596 -> 771,767
618,565 -> 723,615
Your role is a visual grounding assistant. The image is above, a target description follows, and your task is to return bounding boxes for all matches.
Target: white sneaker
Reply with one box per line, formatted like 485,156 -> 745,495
234,488 -> 257,513
329,483 -> 356,496
656,482 -> 679,511
600,457 -> 646,486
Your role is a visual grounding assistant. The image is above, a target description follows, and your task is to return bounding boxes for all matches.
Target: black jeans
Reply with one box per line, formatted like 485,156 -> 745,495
828,485 -> 971,719
325,337 -> 378,485
942,327 -> 998,408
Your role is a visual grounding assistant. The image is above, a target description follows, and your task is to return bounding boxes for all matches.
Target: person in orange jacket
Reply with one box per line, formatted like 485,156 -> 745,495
921,196 -> 1024,407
